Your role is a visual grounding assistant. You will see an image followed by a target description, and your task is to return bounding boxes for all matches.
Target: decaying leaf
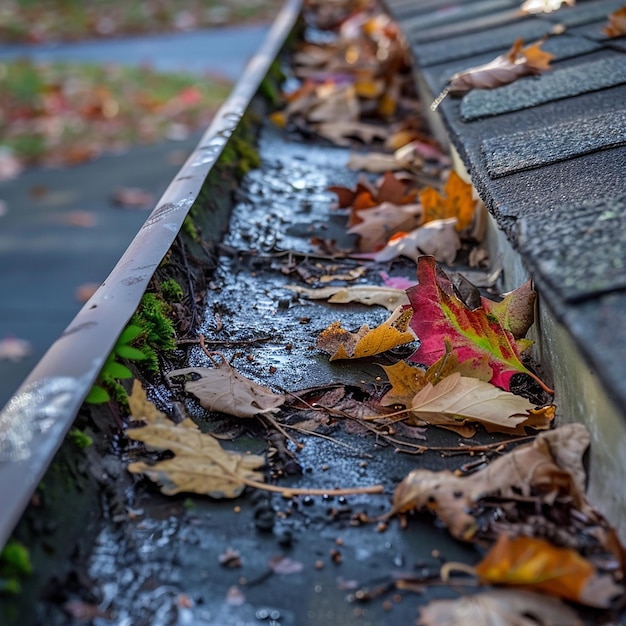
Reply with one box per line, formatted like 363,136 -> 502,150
418,589 -> 582,626
407,372 -> 550,436
420,171 -> 475,231
317,305 -> 416,361
476,534 -> 623,608
286,284 -> 409,311
519,0 -> 575,15
168,357 -> 285,418
347,201 -> 423,251
483,280 -> 536,340
373,219 -> 461,265
406,256 -> 552,393
438,38 -> 554,101
389,423 -> 590,539
604,6 -> 626,37
126,380 -> 266,498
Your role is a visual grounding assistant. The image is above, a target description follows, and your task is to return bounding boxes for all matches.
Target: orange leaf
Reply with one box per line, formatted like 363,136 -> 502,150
419,170 -> 475,231
604,6 -> 626,37
317,305 -> 415,361
476,534 -> 623,608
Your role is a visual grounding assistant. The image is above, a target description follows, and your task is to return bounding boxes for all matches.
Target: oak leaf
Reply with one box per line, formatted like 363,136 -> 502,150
476,534 -> 623,608
168,357 -> 285,418
126,380 -> 265,498
604,6 -> 626,37
418,589 -> 582,626
286,284 -> 409,311
389,423 -> 588,540
444,38 -> 554,97
317,305 -> 416,361
419,170 -> 475,231
373,219 -> 461,265
406,256 -> 552,393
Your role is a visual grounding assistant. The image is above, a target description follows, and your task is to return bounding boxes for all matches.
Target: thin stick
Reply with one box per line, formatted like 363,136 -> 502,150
241,477 -> 384,498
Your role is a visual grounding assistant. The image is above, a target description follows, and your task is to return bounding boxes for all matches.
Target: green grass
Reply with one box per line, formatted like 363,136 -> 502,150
0,59 -> 232,167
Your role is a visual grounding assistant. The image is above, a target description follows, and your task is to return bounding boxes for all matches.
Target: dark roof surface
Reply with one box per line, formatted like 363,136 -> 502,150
384,0 -> 626,409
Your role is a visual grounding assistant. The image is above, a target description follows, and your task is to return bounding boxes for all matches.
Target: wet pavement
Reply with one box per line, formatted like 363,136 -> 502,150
0,24 -> 269,411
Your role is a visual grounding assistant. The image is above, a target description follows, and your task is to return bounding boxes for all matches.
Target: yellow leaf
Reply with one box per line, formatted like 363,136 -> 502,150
126,381 -> 266,498
269,111 -> 287,128
380,360 -> 428,407
317,305 -> 415,361
476,534 -> 623,608
419,171 -> 475,231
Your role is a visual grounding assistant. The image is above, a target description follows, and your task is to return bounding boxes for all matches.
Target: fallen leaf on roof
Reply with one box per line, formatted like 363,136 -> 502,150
268,556 -> 305,575
317,305 -> 415,360
406,256 -> 552,393
433,38 -> 554,107
111,187 -> 154,209
476,534 -> 623,608
287,284 -> 409,311
603,6 -> 626,37
168,356 -> 285,418
519,0 -> 575,15
126,380 -> 266,498
418,589 -> 583,626
373,219 -> 461,265
420,170 -> 475,232
388,423 -> 591,540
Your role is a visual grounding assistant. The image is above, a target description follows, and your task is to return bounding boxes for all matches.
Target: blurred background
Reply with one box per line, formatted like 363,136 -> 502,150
0,0 -> 283,408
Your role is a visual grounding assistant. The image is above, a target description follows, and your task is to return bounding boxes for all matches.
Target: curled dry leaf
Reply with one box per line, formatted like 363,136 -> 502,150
436,38 -> 554,103
418,589 -> 583,626
286,284 -> 409,311
389,423 -> 590,539
168,357 -> 285,418
126,380 -> 266,498
604,6 -> 626,37
317,305 -> 416,361
476,534 -> 623,608
373,219 -> 461,265
407,256 -> 552,393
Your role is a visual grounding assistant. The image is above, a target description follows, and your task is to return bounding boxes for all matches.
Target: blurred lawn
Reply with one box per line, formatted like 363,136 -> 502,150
0,59 -> 232,169
0,0 -> 284,43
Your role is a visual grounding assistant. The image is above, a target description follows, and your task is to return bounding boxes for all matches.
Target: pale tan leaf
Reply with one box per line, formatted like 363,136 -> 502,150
347,202 -> 423,252
316,121 -> 388,146
519,0 -> 575,15
286,285 -> 409,311
346,151 -> 407,173
168,360 -> 285,418
373,219 -> 461,265
418,589 -> 583,626
126,381 -> 265,498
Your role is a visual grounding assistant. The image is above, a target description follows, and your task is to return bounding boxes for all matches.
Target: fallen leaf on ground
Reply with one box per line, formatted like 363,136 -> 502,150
168,356 -> 286,418
442,38 -> 554,98
604,6 -> 626,37
287,285 -> 409,311
317,305 -> 415,361
406,256 -> 551,393
74,283 -> 100,303
268,556 -> 304,575
420,171 -> 475,231
407,372 -> 549,436
126,380 -> 266,498
418,589 -> 582,626
111,187 -> 154,209
0,336 -> 32,362
388,423 -> 592,541
476,534 -> 623,608
373,219 -> 461,265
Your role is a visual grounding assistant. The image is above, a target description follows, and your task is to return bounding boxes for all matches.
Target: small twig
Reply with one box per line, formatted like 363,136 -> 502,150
177,235 -> 197,332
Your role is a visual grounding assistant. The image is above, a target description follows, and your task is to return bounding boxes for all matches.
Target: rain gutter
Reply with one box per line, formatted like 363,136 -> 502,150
0,0 -> 302,550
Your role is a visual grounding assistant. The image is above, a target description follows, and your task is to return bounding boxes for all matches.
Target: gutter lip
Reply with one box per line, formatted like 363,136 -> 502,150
0,0 -> 302,551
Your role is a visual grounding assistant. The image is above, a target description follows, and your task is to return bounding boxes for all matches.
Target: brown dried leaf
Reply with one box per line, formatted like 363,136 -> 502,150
418,589 -> 582,626
389,424 -> 588,539
111,187 -> 154,209
286,284 -> 409,311
604,6 -> 626,37
126,380 -> 265,498
168,358 -> 285,418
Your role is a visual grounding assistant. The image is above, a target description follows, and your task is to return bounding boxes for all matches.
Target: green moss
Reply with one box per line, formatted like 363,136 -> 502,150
67,428 -> 93,449
160,278 -> 184,303
0,541 -> 32,596
181,215 -> 200,242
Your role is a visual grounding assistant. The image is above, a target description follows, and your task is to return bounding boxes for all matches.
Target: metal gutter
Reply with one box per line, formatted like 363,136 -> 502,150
0,0 -> 302,550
